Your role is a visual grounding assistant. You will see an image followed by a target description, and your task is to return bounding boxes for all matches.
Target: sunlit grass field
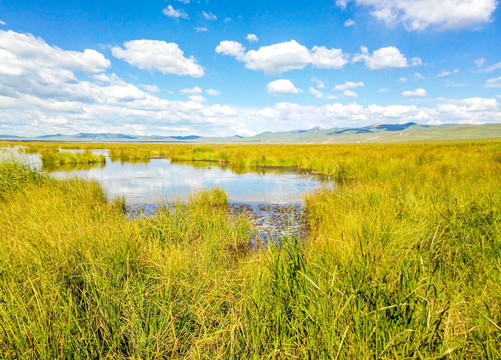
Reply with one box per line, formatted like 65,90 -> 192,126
0,140 -> 500,358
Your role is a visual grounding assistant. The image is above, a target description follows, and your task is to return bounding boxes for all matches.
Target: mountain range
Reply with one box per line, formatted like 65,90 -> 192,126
1,123 -> 500,144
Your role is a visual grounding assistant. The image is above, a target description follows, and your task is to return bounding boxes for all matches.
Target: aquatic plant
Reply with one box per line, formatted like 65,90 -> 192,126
0,140 -> 499,358
41,149 -> 105,165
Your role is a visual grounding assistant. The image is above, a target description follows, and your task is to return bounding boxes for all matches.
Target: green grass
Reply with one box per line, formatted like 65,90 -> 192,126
0,141 -> 500,358
41,149 -> 106,165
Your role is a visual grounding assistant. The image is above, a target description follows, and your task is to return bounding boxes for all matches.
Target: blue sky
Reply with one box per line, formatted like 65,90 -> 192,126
1,0 -> 500,137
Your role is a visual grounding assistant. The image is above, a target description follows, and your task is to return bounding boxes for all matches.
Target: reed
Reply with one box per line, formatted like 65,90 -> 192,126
41,149 -> 105,165
0,140 -> 499,358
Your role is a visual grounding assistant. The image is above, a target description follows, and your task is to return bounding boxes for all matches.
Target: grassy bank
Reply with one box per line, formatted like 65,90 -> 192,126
40,149 -> 106,165
0,140 -> 500,358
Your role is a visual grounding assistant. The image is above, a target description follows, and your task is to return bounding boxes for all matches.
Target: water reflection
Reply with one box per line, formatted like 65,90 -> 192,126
43,162 -> 106,173
2,147 -> 331,204
49,158 -> 329,204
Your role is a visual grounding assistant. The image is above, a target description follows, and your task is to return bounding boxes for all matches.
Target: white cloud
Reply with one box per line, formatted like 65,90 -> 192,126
310,46 -> 349,69
202,11 -> 217,21
243,40 -> 311,74
311,77 -> 325,89
353,46 -> 420,70
333,81 -> 364,91
267,79 -> 300,95
309,87 -> 337,100
340,0 -> 497,31
485,76 -> 501,88
111,40 -> 204,77
1,30 -> 499,139
216,40 -> 348,74
177,0 -> 190,3
310,87 -> 324,99
0,20 -> 6,26
336,0 -> 348,10
379,88 -> 389,92
398,77 -> 407,83
180,86 -> 202,94
163,5 -> 188,19
344,19 -> 355,27
475,61 -> 501,73
344,90 -> 358,98
475,58 -> 485,68
0,30 -> 110,77
246,34 -> 259,42
445,79 -> 466,87
206,89 -> 221,96
437,69 -> 459,77
139,84 -> 159,93
215,40 -> 246,60
402,88 -> 427,96
195,27 -> 208,32
414,72 -> 424,80
189,95 -> 206,103
410,57 -> 422,66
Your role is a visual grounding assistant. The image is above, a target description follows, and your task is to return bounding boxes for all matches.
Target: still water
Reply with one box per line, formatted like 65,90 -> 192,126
4,148 -> 331,205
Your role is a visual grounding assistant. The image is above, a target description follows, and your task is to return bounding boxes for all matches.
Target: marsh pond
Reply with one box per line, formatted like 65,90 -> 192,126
4,147 -> 333,239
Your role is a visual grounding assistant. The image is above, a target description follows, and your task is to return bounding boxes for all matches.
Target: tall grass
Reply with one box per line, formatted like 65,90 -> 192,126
41,149 -> 105,165
0,140 -> 500,358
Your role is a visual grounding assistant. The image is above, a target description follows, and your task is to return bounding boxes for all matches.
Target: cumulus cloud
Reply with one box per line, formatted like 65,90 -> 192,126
163,5 -> 188,19
353,46 -> 421,70
111,40 -> 204,77
344,90 -> 358,98
402,88 -> 427,96
0,20 -> 6,26
206,89 -> 221,96
267,79 -> 300,95
344,19 -> 355,27
246,34 -> 259,42
414,72 -> 424,80
336,0 -> 348,10
475,58 -> 486,68
333,81 -> 364,91
0,30 -> 110,76
215,40 -> 348,74
339,0 -> 497,31
485,76 -> 501,88
310,46 -> 349,69
202,11 -> 217,21
1,30 -> 500,138
243,41 -> 311,74
195,27 -> 208,32
180,86 -> 202,94
215,40 -> 246,60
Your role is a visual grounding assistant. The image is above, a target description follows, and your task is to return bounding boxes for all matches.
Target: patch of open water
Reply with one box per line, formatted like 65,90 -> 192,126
2,147 -> 334,241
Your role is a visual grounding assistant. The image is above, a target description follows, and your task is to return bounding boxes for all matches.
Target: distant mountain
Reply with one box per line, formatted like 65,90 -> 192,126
0,123 -> 500,144
0,134 -> 23,139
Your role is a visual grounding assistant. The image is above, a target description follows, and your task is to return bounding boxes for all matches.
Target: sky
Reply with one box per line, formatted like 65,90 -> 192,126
1,0 -> 501,137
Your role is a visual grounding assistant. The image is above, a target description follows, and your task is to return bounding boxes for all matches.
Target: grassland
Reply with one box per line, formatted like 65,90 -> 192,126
0,140 -> 500,358
40,149 -> 106,165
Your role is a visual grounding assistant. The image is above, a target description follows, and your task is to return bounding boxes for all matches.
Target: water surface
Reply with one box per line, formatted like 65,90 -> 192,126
3,147 -> 331,205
